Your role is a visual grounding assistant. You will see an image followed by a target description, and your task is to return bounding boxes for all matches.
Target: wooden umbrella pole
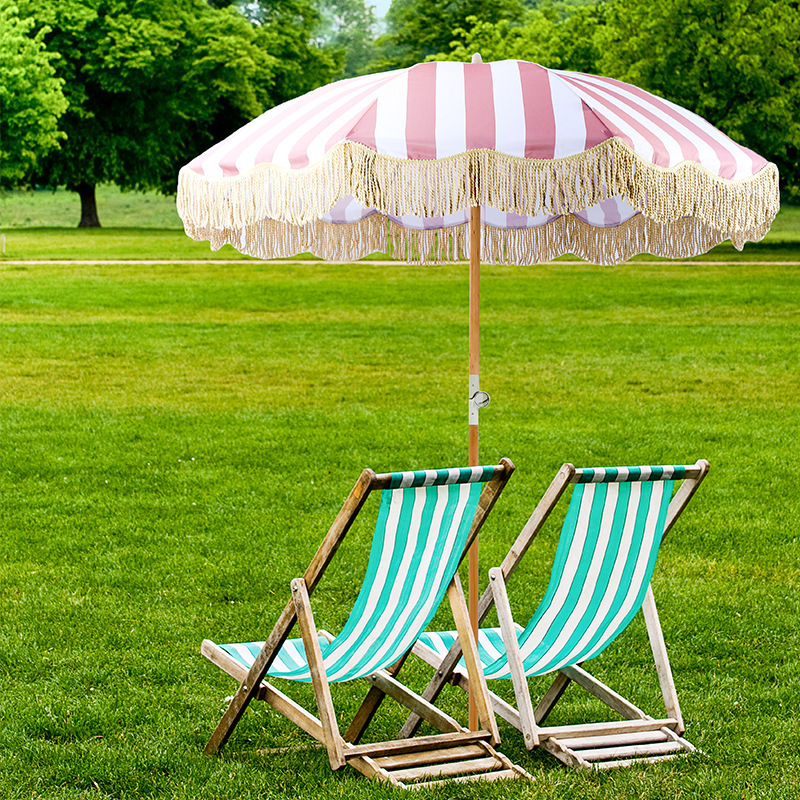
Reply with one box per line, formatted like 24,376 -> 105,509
468,202 -> 481,730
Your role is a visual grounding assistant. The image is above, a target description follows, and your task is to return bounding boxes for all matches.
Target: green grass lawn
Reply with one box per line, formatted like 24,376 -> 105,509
0,185 -> 185,229
1,253 -> 798,798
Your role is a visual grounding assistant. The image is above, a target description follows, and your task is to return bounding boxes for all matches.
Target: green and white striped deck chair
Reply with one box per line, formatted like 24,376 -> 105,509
201,459 -> 532,789
404,460 -> 709,770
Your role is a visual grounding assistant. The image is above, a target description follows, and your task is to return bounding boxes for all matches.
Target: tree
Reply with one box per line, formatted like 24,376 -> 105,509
596,0 -> 800,200
372,0 -> 527,69
232,0 -> 343,103
15,0 -> 278,226
316,0 -> 378,78
430,2 -> 606,72
0,0 -> 67,184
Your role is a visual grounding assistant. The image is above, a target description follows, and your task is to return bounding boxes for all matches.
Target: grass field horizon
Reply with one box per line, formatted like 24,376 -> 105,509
3,185 -> 800,263
1,192 -> 798,798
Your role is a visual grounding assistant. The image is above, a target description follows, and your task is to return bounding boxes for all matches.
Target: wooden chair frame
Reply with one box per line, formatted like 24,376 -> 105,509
201,458 -> 532,788
401,459 -> 710,770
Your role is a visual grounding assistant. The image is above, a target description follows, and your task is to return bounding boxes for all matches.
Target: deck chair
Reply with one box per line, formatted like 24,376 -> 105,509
402,460 -> 709,770
201,459 -> 532,789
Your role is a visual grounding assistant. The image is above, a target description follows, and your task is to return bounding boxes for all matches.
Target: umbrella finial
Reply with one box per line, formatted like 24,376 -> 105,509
471,53 -> 483,64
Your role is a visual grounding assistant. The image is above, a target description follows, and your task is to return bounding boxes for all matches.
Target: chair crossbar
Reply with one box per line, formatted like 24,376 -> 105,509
571,464 -> 700,484
373,465 -> 498,489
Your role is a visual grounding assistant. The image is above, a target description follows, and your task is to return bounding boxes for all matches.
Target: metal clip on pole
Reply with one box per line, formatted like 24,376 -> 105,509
468,374 -> 491,426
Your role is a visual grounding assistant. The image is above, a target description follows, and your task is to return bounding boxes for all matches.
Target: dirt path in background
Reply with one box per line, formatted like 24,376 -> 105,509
3,259 -> 800,266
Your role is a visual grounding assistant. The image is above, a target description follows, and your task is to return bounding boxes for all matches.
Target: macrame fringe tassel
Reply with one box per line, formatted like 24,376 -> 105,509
183,212 -> 759,266
177,138 -> 780,243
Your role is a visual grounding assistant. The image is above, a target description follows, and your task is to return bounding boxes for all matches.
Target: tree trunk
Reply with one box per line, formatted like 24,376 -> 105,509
76,183 -> 101,227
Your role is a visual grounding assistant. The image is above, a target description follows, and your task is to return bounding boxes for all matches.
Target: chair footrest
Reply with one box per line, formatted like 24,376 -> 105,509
541,724 -> 695,770
345,730 -> 490,759
346,732 -> 532,788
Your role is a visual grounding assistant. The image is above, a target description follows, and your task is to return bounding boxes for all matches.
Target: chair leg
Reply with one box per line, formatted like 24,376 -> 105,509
292,578 -> 345,769
641,586 -> 684,732
489,568 -> 539,748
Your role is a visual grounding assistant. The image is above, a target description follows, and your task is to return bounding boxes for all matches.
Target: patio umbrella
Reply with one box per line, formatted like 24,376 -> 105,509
177,56 -> 779,726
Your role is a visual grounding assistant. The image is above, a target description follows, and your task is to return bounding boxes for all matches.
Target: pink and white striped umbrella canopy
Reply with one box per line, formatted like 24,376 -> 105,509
178,60 -> 779,265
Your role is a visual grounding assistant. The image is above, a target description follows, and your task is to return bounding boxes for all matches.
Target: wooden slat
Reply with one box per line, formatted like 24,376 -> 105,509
562,730 -> 670,750
488,688 -> 523,730
568,463 -> 708,486
579,741 -> 684,762
346,754 -> 401,786
292,578 -> 345,769
539,736 -> 589,769
345,731 -> 490,759
485,745 -> 532,778
201,638 -> 249,681
375,744 -> 485,770
489,567 -> 538,748
540,718 -> 678,740
661,459 -> 710,540
409,768 -> 520,788
642,586 -> 684,732
390,756 -> 500,782
256,682 -> 327,743
200,640 -> 327,744
534,671 -> 572,725
370,461 -> 513,491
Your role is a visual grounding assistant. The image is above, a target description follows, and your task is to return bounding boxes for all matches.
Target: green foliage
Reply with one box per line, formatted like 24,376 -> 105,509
431,3 -> 605,71
316,0 -> 379,77
384,0 -> 605,72
378,0 -> 604,70
16,0 -> 277,200
232,0 -> 343,104
596,0 -> 800,201
373,0 -> 527,69
0,0 -> 68,183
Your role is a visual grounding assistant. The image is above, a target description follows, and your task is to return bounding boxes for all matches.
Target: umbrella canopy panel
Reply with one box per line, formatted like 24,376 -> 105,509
178,60 -> 779,266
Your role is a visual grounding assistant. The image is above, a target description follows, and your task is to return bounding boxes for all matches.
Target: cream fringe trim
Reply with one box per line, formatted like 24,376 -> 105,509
177,138 -> 779,240
183,212 -> 764,266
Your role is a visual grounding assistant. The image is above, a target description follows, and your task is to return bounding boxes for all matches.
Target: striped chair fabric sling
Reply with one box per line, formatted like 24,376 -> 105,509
219,465 -> 496,683
420,465 -> 681,678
